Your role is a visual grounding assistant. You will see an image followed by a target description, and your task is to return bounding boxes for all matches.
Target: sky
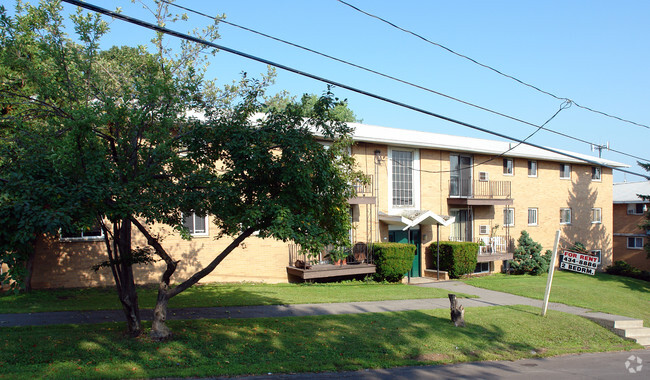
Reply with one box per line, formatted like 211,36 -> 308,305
51,0 -> 650,182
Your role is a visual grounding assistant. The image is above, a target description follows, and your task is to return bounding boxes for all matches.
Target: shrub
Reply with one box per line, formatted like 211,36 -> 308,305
429,241 -> 478,279
605,260 -> 650,282
510,231 -> 550,275
372,243 -> 416,282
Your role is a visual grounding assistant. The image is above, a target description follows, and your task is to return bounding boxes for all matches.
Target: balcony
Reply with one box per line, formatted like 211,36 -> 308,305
448,179 -> 513,206
286,243 -> 376,280
348,175 -> 376,205
448,236 -> 514,262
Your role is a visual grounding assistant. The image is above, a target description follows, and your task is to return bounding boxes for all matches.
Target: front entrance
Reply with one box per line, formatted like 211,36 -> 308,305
388,229 -> 421,277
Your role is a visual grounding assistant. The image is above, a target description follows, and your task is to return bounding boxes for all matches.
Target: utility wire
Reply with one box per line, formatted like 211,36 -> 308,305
60,0 -> 650,180
161,0 -> 650,164
336,0 -> 650,132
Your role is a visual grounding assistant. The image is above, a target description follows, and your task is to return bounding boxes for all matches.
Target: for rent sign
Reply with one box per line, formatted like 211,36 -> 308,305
560,250 -> 599,275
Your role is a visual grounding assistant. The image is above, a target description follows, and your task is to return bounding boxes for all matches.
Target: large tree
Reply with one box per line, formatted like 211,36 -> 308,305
638,162 -> 650,259
0,1 -> 360,339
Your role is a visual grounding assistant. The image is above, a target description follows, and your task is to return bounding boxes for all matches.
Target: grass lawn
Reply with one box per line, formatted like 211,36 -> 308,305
0,305 -> 639,379
464,271 -> 650,326
0,282 -> 472,314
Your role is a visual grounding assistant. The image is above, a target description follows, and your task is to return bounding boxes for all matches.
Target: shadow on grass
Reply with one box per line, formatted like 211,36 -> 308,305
589,272 -> 650,293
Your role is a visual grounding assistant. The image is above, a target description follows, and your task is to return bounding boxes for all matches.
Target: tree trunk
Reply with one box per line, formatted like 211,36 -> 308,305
118,266 -> 142,337
150,282 -> 172,340
23,248 -> 36,293
448,293 -> 465,327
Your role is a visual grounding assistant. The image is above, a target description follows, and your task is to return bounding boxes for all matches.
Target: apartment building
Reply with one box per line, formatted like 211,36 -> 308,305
613,181 -> 650,271
27,122 -> 624,288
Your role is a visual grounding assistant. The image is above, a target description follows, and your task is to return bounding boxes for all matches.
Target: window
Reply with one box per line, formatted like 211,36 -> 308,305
528,160 -> 537,177
392,150 -> 414,207
528,208 -> 538,226
60,224 -> 104,241
478,172 -> 489,182
479,225 -> 489,235
560,164 -> 571,179
474,262 -> 490,273
591,208 -> 602,224
183,213 -> 208,236
591,166 -> 601,181
503,158 -> 513,175
560,208 -> 572,224
590,250 -> 602,263
627,203 -> 647,215
503,208 -> 514,226
627,237 -> 644,249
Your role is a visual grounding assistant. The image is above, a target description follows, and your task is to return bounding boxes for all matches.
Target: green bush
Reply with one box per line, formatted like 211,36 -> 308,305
510,231 -> 550,275
606,260 -> 650,282
372,243 -> 416,282
429,241 -> 478,279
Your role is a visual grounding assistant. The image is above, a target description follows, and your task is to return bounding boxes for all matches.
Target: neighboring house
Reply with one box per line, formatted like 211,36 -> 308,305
28,122 -> 625,288
613,181 -> 650,271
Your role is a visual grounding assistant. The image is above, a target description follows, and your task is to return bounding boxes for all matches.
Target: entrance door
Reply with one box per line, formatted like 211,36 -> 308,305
388,229 -> 421,277
450,209 -> 472,242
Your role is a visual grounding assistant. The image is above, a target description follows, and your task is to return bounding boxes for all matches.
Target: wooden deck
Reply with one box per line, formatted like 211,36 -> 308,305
477,252 -> 513,262
287,263 -> 376,280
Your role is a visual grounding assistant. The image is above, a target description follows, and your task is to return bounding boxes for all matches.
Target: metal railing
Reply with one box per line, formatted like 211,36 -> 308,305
447,235 -> 512,255
289,242 -> 375,266
448,179 -> 511,199
352,175 -> 374,197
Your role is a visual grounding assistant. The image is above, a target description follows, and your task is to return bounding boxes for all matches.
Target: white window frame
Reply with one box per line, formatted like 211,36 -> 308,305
591,208 -> 602,224
503,208 -> 514,227
60,224 -> 105,242
503,158 -> 513,176
560,208 -> 572,225
528,160 -> 537,177
183,212 -> 209,237
528,208 -> 538,226
627,237 -> 644,249
591,166 -> 602,181
388,147 -> 420,211
478,171 -> 489,182
560,164 -> 571,179
627,203 -> 646,215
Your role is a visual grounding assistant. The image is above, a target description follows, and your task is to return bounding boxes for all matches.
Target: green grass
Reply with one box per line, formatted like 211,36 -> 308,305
0,306 -> 639,379
464,271 -> 650,326
0,282 -> 472,314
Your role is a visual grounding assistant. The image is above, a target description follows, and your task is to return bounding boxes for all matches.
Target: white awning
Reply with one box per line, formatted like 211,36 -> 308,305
379,210 -> 455,231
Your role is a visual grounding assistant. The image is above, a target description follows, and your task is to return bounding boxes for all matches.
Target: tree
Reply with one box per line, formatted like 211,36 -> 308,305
510,231 -> 550,275
0,1 -> 361,339
263,92 -> 361,123
637,162 -> 650,259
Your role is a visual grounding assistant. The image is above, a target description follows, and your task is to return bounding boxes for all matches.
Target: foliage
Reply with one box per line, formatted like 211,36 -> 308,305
263,92 -> 361,122
509,231 -> 550,275
605,260 -> 650,282
0,0 -> 361,338
566,241 -> 588,254
372,243 -> 416,282
429,241 -> 478,279
637,162 -> 650,259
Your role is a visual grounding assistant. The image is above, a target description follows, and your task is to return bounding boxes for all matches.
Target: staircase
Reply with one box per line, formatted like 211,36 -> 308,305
583,313 -> 650,346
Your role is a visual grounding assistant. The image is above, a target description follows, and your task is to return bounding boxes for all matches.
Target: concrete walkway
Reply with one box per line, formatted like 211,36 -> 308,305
0,279 -> 640,330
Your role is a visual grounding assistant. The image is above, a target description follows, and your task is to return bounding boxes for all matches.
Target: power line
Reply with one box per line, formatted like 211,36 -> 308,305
336,0 -> 650,132
160,0 -> 650,164
59,0 -> 650,180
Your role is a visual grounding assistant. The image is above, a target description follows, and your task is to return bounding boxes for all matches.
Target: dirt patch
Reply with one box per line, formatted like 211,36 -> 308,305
413,353 -> 451,362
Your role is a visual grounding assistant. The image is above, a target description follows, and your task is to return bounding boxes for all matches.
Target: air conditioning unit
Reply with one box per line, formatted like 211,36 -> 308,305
479,225 -> 489,235
479,172 -> 489,182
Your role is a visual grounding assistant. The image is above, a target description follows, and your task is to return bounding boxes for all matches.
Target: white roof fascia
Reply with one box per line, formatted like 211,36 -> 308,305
404,211 -> 456,231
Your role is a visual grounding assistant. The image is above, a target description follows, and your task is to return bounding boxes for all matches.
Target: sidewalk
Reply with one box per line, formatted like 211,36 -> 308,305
0,279 -> 637,328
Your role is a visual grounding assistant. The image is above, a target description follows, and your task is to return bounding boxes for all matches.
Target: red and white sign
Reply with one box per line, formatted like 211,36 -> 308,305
560,250 -> 599,275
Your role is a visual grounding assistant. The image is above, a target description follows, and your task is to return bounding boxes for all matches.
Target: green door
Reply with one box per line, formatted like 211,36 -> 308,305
388,229 -> 421,277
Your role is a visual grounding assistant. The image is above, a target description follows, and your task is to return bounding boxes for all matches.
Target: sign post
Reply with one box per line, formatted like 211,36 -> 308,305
541,230 -> 561,317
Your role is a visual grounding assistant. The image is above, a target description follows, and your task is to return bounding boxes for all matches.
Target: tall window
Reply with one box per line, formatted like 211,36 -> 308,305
627,204 -> 646,215
560,164 -> 571,179
392,150 -> 413,206
449,154 -> 472,197
591,166 -> 601,181
627,237 -> 644,249
528,160 -> 537,177
528,208 -> 538,226
183,212 -> 208,236
503,208 -> 514,226
591,208 -> 602,224
560,208 -> 572,224
503,158 -> 513,175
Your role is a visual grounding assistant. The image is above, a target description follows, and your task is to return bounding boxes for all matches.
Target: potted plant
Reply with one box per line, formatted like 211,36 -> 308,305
330,247 -> 349,266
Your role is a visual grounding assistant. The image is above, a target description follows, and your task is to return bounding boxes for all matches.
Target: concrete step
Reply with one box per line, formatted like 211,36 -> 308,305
614,327 -> 650,339
634,336 -> 650,346
583,313 -> 643,329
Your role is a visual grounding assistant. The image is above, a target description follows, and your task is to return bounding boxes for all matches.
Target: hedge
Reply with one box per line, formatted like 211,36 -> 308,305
605,260 -> 650,282
372,243 -> 416,282
429,241 -> 478,279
